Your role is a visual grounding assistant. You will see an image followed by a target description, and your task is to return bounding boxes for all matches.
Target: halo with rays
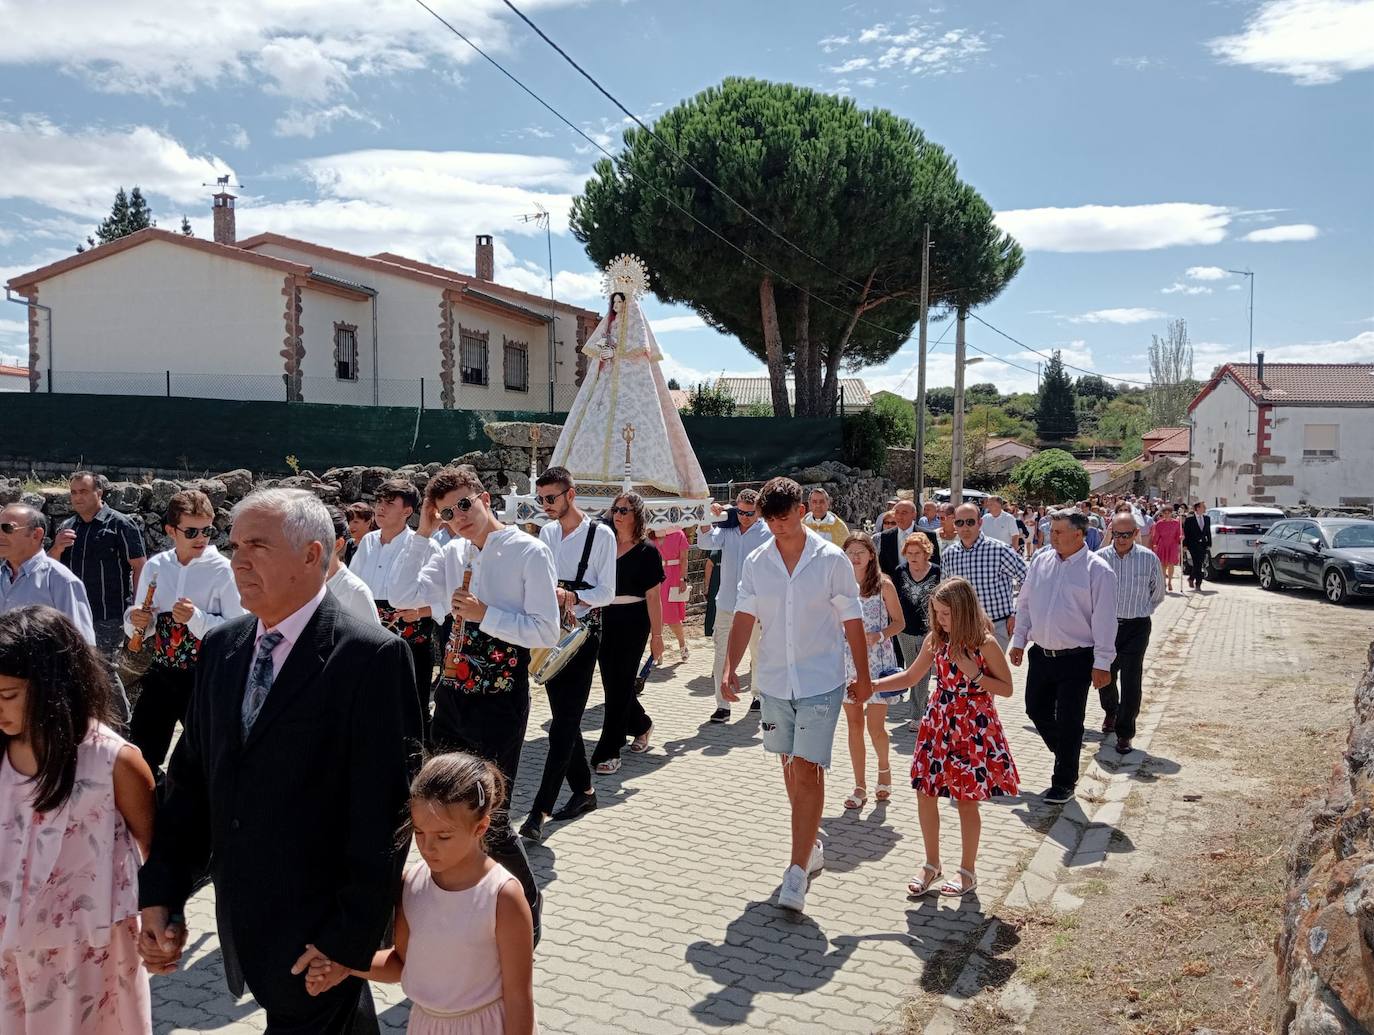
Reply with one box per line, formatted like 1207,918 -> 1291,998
600,253 -> 651,301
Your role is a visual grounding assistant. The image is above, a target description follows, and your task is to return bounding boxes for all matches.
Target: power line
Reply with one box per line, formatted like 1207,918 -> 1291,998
968,312 -> 1163,388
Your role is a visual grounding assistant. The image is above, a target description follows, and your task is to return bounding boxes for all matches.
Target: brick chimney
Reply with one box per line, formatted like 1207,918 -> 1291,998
212,192 -> 236,245
475,234 -> 494,281
1256,350 -> 1265,386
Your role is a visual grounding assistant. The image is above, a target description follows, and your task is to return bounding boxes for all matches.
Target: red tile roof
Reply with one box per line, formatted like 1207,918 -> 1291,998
0,364 -> 28,377
1142,426 -> 1190,453
1190,362 -> 1374,411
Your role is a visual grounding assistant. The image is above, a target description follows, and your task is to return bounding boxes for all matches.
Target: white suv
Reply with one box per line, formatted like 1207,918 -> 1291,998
1193,506 -> 1286,578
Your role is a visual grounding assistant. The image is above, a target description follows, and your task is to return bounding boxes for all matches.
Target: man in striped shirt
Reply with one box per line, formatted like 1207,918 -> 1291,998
1095,510 -> 1165,754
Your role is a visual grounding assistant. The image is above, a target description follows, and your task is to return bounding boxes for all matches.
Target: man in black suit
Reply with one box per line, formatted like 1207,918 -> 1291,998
1182,501 -> 1212,591
875,499 -> 939,665
138,488 -> 421,1034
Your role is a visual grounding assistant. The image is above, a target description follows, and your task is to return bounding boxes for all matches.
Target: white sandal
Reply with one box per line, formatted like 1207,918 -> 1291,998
939,867 -> 978,897
843,786 -> 868,810
594,758 -> 622,775
875,769 -> 893,801
908,862 -> 942,896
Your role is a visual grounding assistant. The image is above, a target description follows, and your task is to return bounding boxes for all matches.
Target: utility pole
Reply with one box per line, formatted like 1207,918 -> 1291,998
913,224 -> 931,499
950,307 -> 968,505
520,205 -> 556,411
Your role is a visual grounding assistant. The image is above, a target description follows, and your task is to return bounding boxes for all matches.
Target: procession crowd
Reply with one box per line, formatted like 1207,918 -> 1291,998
0,467 -> 1212,1034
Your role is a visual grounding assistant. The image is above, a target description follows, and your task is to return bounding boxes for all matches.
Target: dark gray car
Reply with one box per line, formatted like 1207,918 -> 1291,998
1253,518 -> 1374,605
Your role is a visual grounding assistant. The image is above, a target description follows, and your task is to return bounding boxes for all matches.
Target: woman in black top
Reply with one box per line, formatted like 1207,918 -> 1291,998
891,532 -> 941,729
591,492 -> 665,773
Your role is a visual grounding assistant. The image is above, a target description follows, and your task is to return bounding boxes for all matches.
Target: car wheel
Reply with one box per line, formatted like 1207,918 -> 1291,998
1324,569 -> 1349,605
1258,559 -> 1281,591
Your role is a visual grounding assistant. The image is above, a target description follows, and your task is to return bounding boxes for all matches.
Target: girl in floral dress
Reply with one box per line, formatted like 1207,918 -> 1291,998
0,605 -> 157,1035
867,577 -> 1019,899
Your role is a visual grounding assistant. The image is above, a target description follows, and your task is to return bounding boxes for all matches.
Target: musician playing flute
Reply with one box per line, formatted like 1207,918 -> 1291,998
388,466 -> 558,941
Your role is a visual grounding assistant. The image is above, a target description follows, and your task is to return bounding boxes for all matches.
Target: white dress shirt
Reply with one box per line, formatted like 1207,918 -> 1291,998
735,529 -> 863,701
326,565 -> 381,626
249,585 -> 327,691
1011,545 -> 1119,670
698,519 -> 772,615
390,527 -> 560,649
981,510 -> 1020,546
123,546 -> 244,639
540,517 -> 617,618
348,527 -> 438,602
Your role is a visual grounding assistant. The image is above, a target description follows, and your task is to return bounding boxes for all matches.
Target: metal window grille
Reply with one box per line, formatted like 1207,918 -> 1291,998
334,324 -> 358,381
504,336 -> 529,392
460,326 -> 488,386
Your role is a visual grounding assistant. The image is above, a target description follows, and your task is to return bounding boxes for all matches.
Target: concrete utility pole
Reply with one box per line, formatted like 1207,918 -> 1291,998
950,308 -> 968,505
913,225 -> 931,498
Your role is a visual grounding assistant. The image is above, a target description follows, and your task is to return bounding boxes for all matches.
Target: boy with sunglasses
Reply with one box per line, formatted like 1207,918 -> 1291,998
125,489 -> 244,775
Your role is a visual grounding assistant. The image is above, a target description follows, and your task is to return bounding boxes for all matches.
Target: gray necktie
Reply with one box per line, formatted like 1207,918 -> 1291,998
242,631 -> 285,734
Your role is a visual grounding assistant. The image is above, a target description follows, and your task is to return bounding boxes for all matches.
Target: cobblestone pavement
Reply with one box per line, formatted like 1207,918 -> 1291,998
153,591 -> 1193,1034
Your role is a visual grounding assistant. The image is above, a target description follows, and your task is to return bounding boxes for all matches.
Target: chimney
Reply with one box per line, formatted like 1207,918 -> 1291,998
1256,350 -> 1265,385
213,192 -> 236,245
475,234 -> 494,281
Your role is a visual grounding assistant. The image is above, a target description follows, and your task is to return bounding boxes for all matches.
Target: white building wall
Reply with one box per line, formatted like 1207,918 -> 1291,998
33,239 -> 287,399
297,290 -> 373,405
1190,377 -> 1254,506
1265,404 -> 1374,507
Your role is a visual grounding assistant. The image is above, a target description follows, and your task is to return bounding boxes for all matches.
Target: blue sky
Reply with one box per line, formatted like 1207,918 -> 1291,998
2,0 -> 1371,394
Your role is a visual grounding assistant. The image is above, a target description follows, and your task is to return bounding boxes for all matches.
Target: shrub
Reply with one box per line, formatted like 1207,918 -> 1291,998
1011,448 -> 1090,504
843,410 -> 887,471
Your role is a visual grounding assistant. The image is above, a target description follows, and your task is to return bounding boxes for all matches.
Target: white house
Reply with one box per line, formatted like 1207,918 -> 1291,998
4,193 -> 600,411
1188,357 -> 1374,508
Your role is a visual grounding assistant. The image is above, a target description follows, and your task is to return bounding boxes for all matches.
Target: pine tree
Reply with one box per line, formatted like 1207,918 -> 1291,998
1035,350 -> 1078,441
78,186 -> 156,251
180,215 -> 193,236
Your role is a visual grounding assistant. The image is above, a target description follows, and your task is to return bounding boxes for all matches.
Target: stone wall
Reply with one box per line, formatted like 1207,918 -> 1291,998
1272,641 -> 1374,1033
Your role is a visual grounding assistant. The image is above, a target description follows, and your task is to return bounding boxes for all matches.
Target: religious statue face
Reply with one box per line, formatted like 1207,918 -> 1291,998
612,294 -> 625,315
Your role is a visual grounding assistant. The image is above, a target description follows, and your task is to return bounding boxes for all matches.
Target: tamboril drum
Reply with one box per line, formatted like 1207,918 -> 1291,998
530,617 -> 590,685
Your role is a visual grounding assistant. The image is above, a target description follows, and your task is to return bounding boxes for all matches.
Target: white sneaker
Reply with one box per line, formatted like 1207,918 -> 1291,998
777,864 -> 808,912
807,839 -> 824,876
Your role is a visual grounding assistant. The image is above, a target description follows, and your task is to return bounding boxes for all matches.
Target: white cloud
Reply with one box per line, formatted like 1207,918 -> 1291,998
650,315 -> 707,334
273,104 -> 381,139
1210,0 -> 1374,85
1186,265 -> 1231,281
995,203 -> 1231,252
0,319 -> 27,336
1196,331 -> 1374,367
829,57 -> 872,74
1068,308 -> 1168,325
1161,282 -> 1213,295
225,124 -> 251,151
819,18 -> 988,79
657,349 -> 761,390
1242,223 -> 1320,242
1227,283 -> 1245,291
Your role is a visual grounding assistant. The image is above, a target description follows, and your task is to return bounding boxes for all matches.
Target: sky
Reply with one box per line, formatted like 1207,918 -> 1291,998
1,0 -> 1371,396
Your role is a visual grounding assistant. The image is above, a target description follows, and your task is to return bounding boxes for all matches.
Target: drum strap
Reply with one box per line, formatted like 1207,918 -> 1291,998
558,522 -> 600,595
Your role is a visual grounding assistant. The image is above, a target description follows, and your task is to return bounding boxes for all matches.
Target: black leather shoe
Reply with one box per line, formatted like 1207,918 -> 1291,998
552,790 -> 597,822
518,814 -> 545,843
749,698 -> 761,712
709,707 -> 731,723
1115,737 -> 1134,755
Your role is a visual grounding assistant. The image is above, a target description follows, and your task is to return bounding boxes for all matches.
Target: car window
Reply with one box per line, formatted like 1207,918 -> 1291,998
1331,524 -> 1374,549
1296,522 -> 1322,543
1267,522 -> 1295,541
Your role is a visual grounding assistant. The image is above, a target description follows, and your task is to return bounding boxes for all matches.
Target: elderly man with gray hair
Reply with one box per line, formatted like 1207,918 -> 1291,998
1009,508 -> 1118,805
139,488 -> 421,1033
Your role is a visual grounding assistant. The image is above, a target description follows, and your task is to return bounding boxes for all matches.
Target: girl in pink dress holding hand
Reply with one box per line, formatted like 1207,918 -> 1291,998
650,528 -> 691,662
0,606 -> 157,1035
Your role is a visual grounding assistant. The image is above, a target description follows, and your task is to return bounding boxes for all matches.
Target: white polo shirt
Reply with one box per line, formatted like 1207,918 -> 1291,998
735,529 -> 863,701
981,510 -> 1020,546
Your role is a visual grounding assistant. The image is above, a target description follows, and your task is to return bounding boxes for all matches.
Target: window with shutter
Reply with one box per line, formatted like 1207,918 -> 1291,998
1302,424 -> 1338,458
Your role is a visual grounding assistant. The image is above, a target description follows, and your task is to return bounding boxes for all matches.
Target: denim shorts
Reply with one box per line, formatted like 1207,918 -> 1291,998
759,685 -> 844,768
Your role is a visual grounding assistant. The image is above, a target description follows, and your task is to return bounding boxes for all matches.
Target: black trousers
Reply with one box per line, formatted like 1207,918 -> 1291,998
1024,646 -> 1094,791
431,675 -> 542,936
1186,543 -> 1208,585
704,561 -> 721,637
590,603 -> 652,765
1099,617 -> 1151,741
531,626 -> 600,816
407,629 -> 435,743
252,966 -> 377,1034
128,664 -> 197,772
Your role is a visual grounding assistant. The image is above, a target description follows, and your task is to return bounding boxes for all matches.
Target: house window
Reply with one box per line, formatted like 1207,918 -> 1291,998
459,326 -> 489,386
1303,424 -> 1338,458
334,323 -> 358,381
504,336 -> 529,393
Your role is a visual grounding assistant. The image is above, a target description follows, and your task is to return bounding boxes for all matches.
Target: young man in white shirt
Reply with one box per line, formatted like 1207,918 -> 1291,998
723,477 -> 871,914
324,506 -> 380,626
980,495 -> 1022,551
388,466 -> 559,941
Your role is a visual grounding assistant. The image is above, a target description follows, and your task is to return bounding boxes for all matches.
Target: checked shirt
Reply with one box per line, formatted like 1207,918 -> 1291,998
939,533 -> 1028,622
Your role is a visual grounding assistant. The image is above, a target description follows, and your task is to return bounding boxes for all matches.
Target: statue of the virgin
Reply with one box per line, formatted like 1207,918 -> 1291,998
550,255 -> 708,499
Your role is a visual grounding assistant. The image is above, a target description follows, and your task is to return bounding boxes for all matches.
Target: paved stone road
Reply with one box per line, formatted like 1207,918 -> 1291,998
154,592 -> 1191,1034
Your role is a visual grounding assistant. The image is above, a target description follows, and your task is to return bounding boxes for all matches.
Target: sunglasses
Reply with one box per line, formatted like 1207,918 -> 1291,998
609,505 -> 635,515
536,488 -> 570,506
0,521 -> 35,534
1111,530 -> 1137,539
176,526 -> 216,539
953,518 -> 978,527
438,496 -> 480,520
737,509 -> 757,518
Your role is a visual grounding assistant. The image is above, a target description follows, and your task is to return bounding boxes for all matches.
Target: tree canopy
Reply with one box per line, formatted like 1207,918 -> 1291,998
569,77 -> 1021,416
77,186 -> 154,252
1012,448 -> 1090,504
1035,350 -> 1078,441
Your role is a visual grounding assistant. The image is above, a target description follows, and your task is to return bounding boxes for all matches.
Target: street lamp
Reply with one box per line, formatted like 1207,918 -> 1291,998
949,352 -> 984,505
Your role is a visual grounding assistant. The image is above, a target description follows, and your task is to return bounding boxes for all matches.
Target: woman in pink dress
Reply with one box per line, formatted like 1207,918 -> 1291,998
649,528 -> 690,663
0,606 -> 156,1035
1151,505 -> 1184,592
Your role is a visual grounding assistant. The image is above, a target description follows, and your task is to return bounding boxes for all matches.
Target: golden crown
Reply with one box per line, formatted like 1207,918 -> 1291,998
600,253 -> 651,301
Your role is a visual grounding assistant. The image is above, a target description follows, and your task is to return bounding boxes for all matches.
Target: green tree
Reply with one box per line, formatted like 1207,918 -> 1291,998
842,410 -> 887,471
688,383 -> 736,417
924,386 -> 957,416
1035,350 -> 1078,441
77,186 -> 155,252
180,215 -> 193,236
965,382 -> 1002,407
870,392 -> 917,448
1074,373 -> 1118,403
1147,317 -> 1197,427
570,78 -> 1017,416
1012,448 -> 1090,504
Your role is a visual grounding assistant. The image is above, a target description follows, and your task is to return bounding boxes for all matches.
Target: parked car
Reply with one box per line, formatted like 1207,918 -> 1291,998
932,487 -> 990,506
1253,518 -> 1374,604
1183,506 -> 1286,579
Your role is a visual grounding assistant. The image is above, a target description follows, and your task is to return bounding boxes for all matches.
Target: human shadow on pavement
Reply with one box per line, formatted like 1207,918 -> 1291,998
821,800 -> 906,874
151,935 -> 261,1034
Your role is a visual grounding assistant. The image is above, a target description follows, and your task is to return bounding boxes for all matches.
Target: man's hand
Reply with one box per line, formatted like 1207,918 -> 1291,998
417,502 -> 440,537
129,607 -> 153,632
171,597 -> 195,624
1009,647 -> 1024,667
1006,615 -> 1016,638
1091,668 -> 1111,690
396,608 -> 423,623
849,676 -> 874,704
138,906 -> 188,975
650,632 -> 664,663
453,589 -> 487,623
720,668 -> 741,703
292,944 -> 349,997
555,587 -> 576,613
709,502 -> 724,517
49,528 -> 76,557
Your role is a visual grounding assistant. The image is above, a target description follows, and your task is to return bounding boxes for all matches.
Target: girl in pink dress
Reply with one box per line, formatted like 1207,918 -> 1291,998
649,528 -> 690,662
1151,506 -> 1184,592
311,752 -> 537,1035
868,578 -> 1019,900
0,605 -> 156,1035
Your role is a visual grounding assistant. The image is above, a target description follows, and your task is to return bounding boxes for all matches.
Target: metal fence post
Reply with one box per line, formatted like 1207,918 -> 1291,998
420,377 -> 425,411
165,370 -> 171,397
